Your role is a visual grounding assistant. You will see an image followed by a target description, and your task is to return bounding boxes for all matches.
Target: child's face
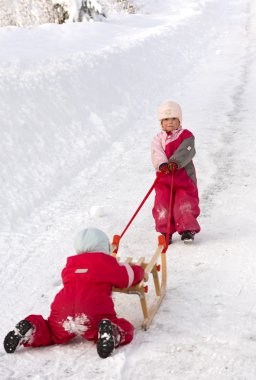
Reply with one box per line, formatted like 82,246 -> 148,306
161,118 -> 180,132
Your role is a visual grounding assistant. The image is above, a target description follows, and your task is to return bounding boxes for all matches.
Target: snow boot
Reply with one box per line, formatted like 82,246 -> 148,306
97,319 -> 120,359
181,230 -> 195,243
4,320 -> 34,353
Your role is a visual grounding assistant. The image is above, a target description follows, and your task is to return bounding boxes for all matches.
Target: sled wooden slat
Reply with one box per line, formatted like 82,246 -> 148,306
111,235 -> 167,330
136,257 -> 145,266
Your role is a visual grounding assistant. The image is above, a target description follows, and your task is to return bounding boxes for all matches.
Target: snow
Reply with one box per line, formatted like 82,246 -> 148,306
90,205 -> 106,217
63,314 -> 89,335
1,0 -> 256,378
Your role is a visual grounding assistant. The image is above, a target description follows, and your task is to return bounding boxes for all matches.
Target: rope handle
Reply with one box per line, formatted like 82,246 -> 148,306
112,171 -> 174,254
120,173 -> 164,239
111,173 -> 164,255
163,170 -> 174,252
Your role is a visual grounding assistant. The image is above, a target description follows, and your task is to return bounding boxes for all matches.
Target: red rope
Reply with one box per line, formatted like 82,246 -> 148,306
164,170 -> 174,251
120,174 -> 163,239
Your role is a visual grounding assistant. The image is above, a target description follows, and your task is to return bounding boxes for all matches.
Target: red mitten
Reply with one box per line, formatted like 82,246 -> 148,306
159,163 -> 170,174
168,162 -> 178,171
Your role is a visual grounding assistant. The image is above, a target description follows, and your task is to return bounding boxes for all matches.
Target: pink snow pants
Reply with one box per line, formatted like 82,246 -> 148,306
24,314 -> 134,348
152,171 -> 200,235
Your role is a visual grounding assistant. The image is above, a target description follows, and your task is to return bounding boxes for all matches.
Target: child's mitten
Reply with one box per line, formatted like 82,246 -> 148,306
159,163 -> 170,174
168,162 -> 178,171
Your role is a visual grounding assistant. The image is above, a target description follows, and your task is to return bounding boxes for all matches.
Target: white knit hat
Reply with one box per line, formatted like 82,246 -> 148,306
157,101 -> 182,123
74,228 -> 110,255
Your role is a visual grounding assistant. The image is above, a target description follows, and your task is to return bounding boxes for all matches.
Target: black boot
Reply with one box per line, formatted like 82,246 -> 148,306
97,319 -> 120,359
181,230 -> 195,243
4,320 -> 33,353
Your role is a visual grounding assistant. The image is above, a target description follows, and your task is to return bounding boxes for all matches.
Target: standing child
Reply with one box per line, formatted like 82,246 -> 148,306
151,101 -> 200,243
3,228 -> 145,358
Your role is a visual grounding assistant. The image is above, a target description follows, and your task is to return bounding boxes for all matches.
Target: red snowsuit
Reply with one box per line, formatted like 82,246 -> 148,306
24,252 -> 144,348
151,128 -> 200,235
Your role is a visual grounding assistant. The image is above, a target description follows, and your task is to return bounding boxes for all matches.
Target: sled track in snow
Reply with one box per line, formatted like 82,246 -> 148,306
200,1 -> 252,218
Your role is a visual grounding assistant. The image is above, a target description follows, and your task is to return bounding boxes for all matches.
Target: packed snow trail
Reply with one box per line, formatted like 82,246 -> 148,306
1,0 -> 256,379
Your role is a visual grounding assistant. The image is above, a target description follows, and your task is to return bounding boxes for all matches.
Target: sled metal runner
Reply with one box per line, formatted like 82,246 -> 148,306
111,234 -> 167,331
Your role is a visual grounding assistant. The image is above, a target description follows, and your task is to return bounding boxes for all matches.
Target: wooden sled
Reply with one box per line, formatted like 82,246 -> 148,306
111,235 -> 167,330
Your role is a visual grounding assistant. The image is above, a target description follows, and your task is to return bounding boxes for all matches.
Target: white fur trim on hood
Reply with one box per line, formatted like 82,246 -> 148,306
74,228 -> 110,255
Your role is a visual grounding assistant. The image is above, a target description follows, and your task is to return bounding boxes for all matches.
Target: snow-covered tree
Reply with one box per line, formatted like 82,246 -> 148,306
67,0 -> 106,22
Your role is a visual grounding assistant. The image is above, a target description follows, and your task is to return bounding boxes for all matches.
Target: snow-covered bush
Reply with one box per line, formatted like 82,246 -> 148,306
101,0 -> 136,14
0,0 -> 136,27
0,0 -> 53,26
53,3 -> 69,23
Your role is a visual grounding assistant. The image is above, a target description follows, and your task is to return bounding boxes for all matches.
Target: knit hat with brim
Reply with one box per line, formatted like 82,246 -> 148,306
74,228 -> 110,254
157,101 -> 182,123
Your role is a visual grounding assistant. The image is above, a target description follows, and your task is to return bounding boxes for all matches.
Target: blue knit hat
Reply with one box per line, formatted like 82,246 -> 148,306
74,228 -> 110,254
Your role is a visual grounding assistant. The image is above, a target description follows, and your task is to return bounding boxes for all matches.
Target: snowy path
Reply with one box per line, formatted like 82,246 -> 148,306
1,0 -> 256,379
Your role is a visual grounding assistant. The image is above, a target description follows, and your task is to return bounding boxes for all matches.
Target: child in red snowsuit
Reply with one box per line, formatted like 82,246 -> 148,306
4,228 -> 145,358
151,101 -> 200,243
